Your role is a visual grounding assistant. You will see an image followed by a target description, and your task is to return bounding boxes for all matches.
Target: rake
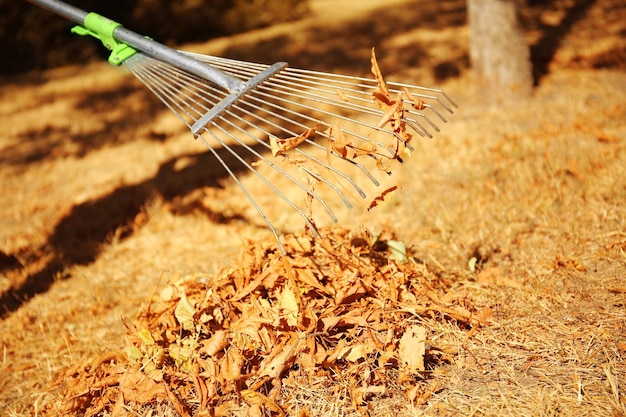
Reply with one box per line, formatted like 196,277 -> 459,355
26,0 -> 456,254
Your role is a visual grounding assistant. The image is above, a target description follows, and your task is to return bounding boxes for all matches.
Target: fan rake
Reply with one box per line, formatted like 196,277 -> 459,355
27,0 -> 457,254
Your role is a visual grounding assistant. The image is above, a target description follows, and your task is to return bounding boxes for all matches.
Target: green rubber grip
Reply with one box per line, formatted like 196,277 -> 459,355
71,12 -> 137,65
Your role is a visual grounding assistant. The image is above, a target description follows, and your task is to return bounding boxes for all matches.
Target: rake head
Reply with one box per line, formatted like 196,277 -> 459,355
123,50 -> 456,253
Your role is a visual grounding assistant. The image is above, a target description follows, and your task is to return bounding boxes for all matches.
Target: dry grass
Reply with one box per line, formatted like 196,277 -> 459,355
1,0 -> 625,416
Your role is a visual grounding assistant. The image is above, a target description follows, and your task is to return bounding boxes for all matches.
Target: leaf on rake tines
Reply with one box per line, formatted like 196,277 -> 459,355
402,87 -> 426,111
270,125 -> 319,157
398,325 -> 426,373
336,89 -> 350,102
175,289 -> 196,331
371,47 -> 392,107
366,185 -> 398,211
326,121 -> 350,159
376,92 -> 402,129
270,135 -> 282,158
353,138 -> 379,160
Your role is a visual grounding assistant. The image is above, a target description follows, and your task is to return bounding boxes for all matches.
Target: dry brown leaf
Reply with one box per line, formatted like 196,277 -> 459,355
279,286 -> 299,327
324,121 -> 349,159
221,347 -> 245,381
398,325 -> 426,373
117,370 -> 168,403
258,334 -> 301,380
293,267 -> 326,292
270,125 -> 318,157
174,290 -> 196,331
199,330 -> 229,357
342,343 -> 375,362
376,92 -> 403,128
299,335 -> 317,373
366,185 -> 398,211
371,47 -> 391,107
320,315 -> 342,332
241,390 -> 286,416
353,139 -> 379,159
326,338 -> 348,363
402,87 -> 426,111
336,89 -> 350,102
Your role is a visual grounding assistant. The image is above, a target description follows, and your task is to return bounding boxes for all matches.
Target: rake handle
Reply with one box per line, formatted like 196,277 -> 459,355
25,0 -> 246,93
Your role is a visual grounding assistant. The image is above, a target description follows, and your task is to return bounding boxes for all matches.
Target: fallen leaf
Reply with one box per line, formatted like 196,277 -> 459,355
175,290 -> 196,331
258,335 -> 301,379
387,240 -> 407,262
279,286 -> 299,327
342,343 -> 374,362
117,370 -> 168,403
476,267 -> 522,288
200,330 -> 229,357
220,347 -> 244,381
398,325 -> 426,373
241,390 -> 285,416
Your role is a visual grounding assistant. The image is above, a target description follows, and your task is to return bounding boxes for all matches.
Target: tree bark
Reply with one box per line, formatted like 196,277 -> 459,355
467,0 -> 533,102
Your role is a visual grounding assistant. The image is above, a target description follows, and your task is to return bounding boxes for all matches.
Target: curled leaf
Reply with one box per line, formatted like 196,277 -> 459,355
366,185 -> 398,211
371,47 -> 391,106
402,87 -> 426,111
270,125 -> 319,157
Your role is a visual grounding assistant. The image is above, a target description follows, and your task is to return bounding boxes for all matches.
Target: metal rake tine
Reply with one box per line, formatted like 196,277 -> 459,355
229,94 -> 389,182
226,67 -> 443,140
183,51 -> 454,139
196,132 -> 295,255
132,55 -> 376,206
129,58 -> 344,231
215,104 -> 373,199
207,115 -> 348,220
130,55 -> 375,216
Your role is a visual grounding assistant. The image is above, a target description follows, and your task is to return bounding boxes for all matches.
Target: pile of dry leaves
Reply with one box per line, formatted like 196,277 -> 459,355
47,228 -> 490,416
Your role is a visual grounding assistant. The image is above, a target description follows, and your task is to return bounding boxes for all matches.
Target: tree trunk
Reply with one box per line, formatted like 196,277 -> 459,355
467,0 -> 533,102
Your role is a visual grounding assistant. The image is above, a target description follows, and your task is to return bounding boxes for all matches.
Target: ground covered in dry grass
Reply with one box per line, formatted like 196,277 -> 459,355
1,0 -> 625,416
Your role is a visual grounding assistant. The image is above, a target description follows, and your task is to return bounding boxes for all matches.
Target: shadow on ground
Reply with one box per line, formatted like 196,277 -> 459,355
0,144 -> 263,317
1,80 -> 167,167
221,0 -> 468,76
526,0 -> 599,83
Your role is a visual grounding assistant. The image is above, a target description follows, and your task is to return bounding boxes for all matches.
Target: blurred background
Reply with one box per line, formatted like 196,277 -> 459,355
1,0 -> 309,73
